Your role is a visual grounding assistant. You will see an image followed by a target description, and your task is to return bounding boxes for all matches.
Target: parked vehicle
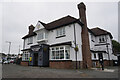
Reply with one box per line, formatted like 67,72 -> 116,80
3,60 -> 10,64
9,60 -> 14,63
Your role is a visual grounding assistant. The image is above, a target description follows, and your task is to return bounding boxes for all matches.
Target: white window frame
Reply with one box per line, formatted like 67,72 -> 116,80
28,37 -> 33,44
50,45 -> 70,60
37,32 -> 46,40
56,27 -> 65,37
99,36 -> 105,43
22,51 -> 30,61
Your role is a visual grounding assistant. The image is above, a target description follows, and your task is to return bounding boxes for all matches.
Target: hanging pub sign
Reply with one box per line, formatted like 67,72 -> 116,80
31,47 -> 40,51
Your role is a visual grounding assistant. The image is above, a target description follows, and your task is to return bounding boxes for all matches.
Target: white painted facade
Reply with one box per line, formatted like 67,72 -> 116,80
22,22 -> 83,61
22,21 -> 117,62
89,33 -> 117,61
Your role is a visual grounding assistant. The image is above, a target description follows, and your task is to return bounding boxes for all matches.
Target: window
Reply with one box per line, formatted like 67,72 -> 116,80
102,37 -> 105,42
22,51 -> 30,61
91,34 -> 95,42
28,37 -> 33,44
37,32 -> 44,40
99,36 -> 105,43
56,27 -> 65,37
50,46 -> 70,60
93,53 -> 96,58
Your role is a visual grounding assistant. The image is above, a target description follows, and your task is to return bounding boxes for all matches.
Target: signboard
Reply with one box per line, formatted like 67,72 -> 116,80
29,57 -> 32,61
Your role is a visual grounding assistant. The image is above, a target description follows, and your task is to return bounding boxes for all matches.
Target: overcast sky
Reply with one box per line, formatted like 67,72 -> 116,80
0,0 -> 119,54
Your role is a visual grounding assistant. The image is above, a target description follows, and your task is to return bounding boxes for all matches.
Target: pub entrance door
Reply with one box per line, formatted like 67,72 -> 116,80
34,53 -> 38,66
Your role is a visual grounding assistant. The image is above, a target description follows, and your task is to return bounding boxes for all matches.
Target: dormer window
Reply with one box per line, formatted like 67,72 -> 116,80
56,27 -> 65,38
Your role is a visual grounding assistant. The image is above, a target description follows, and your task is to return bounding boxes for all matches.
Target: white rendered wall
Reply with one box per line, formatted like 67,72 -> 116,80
89,34 -> 117,60
23,22 -> 83,61
47,23 -> 83,61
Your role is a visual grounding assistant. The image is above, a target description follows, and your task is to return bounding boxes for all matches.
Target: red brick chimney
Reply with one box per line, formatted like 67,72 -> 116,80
77,2 -> 92,68
28,24 -> 35,35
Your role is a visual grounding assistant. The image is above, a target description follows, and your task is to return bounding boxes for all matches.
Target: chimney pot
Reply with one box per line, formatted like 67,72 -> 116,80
77,2 -> 86,10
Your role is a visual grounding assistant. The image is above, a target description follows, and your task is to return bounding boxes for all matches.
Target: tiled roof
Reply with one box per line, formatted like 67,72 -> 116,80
22,32 -> 36,39
22,15 -> 83,39
90,27 -> 113,39
40,15 -> 83,30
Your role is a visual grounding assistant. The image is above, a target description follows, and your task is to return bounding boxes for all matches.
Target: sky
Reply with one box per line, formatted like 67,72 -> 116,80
0,0 -> 119,54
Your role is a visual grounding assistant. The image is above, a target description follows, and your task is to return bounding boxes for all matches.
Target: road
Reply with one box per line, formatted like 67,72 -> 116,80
2,64 -> 119,78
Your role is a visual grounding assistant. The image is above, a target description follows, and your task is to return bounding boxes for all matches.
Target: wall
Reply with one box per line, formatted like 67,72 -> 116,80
89,33 -> 117,61
49,61 -> 83,69
47,23 -> 82,61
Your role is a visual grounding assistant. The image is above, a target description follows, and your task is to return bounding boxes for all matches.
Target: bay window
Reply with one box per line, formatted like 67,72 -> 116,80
50,46 -> 70,60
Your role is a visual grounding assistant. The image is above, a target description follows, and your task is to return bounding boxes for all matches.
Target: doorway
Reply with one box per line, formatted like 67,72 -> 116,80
98,53 -> 103,62
34,53 -> 38,66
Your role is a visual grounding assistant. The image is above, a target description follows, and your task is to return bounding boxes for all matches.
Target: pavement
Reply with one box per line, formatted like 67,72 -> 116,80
2,64 -> 119,78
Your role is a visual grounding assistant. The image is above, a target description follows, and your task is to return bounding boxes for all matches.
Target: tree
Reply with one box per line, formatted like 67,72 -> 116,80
112,40 -> 120,54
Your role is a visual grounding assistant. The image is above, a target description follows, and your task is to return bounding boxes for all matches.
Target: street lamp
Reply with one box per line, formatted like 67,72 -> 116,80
18,45 -> 20,54
6,41 -> 11,55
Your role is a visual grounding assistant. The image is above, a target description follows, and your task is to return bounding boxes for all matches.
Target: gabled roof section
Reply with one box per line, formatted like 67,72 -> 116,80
90,27 -> 113,39
34,21 -> 45,32
40,15 -> 83,30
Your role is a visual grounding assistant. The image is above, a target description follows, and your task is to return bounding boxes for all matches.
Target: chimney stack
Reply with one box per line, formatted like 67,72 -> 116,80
28,24 -> 35,35
77,2 -> 92,68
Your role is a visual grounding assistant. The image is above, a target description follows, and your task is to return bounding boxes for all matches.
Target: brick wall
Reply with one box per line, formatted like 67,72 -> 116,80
49,60 -> 83,69
92,60 -> 114,67
21,61 -> 29,66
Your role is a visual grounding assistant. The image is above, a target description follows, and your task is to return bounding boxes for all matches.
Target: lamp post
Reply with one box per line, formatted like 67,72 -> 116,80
6,41 -> 11,56
18,45 -> 20,54
105,36 -> 111,66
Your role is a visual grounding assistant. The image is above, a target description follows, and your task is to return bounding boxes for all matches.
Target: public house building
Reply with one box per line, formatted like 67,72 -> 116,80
21,2 -> 117,69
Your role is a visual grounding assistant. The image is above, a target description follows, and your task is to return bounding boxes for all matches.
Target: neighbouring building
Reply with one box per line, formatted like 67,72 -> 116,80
21,2 -> 117,69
